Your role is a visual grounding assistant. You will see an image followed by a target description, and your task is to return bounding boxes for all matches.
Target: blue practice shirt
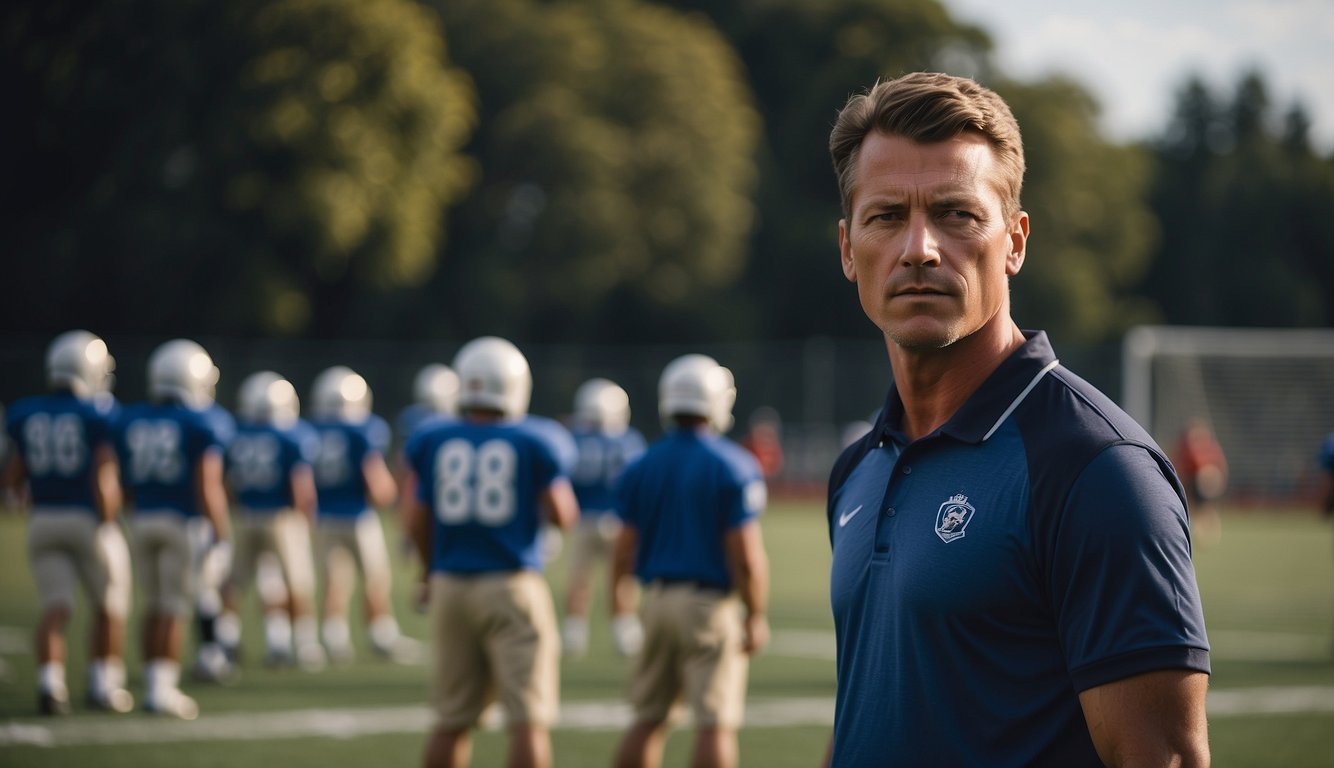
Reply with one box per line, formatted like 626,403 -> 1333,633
615,427 -> 765,591
226,419 -> 319,513
112,400 -> 234,517
826,331 -> 1210,767
310,415 -> 391,518
6,391 -> 116,512
1319,432 -> 1334,473
406,417 -> 566,574
570,425 -> 646,517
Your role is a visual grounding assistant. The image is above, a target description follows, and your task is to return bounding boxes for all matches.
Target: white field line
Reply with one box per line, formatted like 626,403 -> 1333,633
4,688 -> 1334,748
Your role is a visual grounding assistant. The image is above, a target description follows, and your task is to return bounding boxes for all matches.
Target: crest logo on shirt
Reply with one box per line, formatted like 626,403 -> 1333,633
934,493 -> 975,543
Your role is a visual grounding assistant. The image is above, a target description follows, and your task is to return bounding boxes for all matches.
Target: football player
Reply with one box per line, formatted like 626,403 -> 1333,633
611,354 -> 770,768
4,331 -> 133,715
393,365 -> 460,561
560,378 -> 646,658
308,366 -> 416,663
221,371 -> 325,672
404,336 -> 580,768
113,339 -> 232,720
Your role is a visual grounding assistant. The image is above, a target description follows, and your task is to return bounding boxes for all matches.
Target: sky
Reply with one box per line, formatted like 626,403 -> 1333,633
942,0 -> 1334,152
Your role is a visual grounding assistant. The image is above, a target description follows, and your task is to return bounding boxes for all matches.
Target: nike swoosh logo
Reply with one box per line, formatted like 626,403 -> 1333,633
838,504 -> 864,527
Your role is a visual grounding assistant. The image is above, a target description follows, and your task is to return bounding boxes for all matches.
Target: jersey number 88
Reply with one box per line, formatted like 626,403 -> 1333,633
434,438 -> 517,526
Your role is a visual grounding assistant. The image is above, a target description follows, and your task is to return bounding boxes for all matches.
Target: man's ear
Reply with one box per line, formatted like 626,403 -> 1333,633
1006,211 -> 1029,276
839,219 -> 857,282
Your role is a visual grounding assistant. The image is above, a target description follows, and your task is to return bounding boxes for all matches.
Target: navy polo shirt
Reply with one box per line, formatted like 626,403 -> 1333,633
826,331 -> 1209,767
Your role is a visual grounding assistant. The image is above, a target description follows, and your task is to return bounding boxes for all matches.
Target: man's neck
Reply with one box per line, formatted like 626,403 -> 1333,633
887,319 -> 1026,441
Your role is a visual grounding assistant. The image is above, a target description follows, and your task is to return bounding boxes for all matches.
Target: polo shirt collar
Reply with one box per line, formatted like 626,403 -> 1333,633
877,330 -> 1060,446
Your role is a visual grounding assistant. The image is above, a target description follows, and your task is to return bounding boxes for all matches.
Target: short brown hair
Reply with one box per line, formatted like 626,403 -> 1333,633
830,72 -> 1025,220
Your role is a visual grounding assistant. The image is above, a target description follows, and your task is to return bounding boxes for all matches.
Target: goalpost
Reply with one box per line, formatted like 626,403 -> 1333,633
1122,325 -> 1334,505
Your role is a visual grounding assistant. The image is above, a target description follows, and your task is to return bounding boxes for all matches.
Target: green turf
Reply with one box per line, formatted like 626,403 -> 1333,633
0,503 -> 1330,767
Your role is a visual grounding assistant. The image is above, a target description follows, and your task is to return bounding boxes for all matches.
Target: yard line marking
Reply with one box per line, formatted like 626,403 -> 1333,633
3,688 -> 1333,747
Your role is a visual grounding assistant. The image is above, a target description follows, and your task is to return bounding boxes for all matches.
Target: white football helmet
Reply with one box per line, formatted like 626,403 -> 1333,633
311,366 -> 372,421
658,353 -> 736,433
148,339 -> 219,408
413,364 -> 460,416
237,371 -> 300,428
46,330 -> 115,398
453,337 -> 532,419
573,378 -> 631,433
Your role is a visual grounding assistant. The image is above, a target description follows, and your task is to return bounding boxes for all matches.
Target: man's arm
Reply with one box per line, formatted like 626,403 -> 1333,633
361,454 -> 398,510
290,464 -> 318,524
195,449 -> 230,540
539,477 -> 579,531
1079,669 -> 1210,768
610,523 -> 639,608
724,520 -> 770,655
92,443 -> 122,524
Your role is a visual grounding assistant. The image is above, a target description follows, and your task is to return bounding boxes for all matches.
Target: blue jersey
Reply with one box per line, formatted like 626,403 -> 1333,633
406,418 -> 566,574
1319,432 -> 1334,472
826,331 -> 1210,767
522,414 -> 578,475
570,426 -> 646,516
615,428 -> 765,591
226,420 -> 319,512
5,391 -> 115,512
397,404 -> 443,446
310,415 -> 391,518
113,401 -> 234,517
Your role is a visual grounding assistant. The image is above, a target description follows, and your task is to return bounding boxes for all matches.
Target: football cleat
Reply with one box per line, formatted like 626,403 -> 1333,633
562,616 -> 589,658
86,686 -> 135,713
658,354 -> 736,432
38,689 -> 71,716
372,635 -> 424,665
145,688 -> 199,721
453,337 -> 532,418
296,642 -> 327,673
192,645 -> 239,685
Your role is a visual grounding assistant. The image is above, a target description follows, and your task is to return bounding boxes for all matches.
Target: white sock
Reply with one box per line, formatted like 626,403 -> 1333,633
264,611 -> 293,654
105,657 -> 126,690
369,615 -> 400,649
293,615 -> 319,650
39,662 -> 67,697
323,617 -> 351,650
216,611 -> 242,649
147,659 -> 180,701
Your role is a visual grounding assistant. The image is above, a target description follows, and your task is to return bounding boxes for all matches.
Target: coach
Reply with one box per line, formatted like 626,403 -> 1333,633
823,72 -> 1210,767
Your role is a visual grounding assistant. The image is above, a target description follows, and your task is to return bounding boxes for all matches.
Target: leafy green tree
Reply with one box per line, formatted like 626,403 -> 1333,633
3,0 -> 476,337
1143,71 -> 1334,327
424,0 -> 760,343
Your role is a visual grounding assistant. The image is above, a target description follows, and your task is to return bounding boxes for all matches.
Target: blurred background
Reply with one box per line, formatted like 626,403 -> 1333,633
3,0 -> 1332,499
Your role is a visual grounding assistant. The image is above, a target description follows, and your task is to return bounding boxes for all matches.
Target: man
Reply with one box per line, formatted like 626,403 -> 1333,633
611,354 -> 770,768
113,338 -> 232,719
4,330 -> 133,715
221,370 -> 325,672
824,72 -> 1210,766
1174,419 -> 1228,547
561,378 -> 646,658
308,365 -> 414,663
404,336 -> 579,768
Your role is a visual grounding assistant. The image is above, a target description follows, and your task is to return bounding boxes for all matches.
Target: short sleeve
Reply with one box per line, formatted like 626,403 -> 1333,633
1048,443 -> 1210,692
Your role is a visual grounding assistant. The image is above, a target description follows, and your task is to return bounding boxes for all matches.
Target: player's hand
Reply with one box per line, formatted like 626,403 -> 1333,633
743,613 -> 770,656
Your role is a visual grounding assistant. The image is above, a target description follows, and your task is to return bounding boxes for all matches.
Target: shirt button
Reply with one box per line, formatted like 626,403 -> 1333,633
884,507 -> 896,517
901,466 -> 912,474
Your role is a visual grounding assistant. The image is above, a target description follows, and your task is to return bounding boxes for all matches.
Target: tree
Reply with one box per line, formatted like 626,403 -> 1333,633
3,0 -> 476,337
1143,70 -> 1334,328
423,0 -> 760,343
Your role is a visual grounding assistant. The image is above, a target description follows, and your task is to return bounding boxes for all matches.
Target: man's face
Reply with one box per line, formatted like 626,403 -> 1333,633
838,131 -> 1028,351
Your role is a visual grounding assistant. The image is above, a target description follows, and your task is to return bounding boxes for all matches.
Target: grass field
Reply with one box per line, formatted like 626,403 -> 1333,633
0,501 -> 1331,767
